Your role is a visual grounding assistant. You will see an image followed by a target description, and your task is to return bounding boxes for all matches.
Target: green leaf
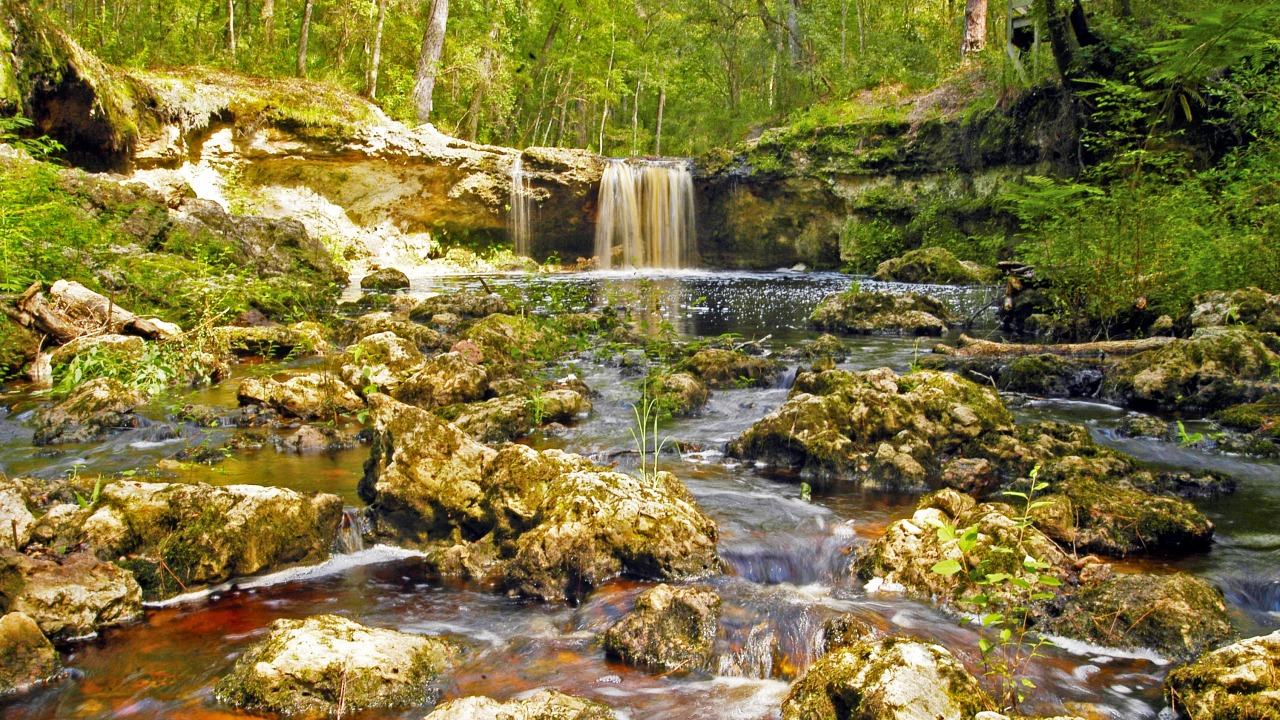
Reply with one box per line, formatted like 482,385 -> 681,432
1039,575 -> 1064,587
931,559 -> 963,576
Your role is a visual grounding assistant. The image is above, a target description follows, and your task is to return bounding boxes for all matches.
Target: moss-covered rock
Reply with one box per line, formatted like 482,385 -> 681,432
1187,287 -> 1280,334
424,691 -> 615,720
48,333 -> 145,369
955,354 -> 1104,398
443,388 -> 591,442
33,377 -> 146,445
810,289 -> 954,336
212,322 -> 329,358
359,395 -> 720,602
340,331 -> 426,394
345,312 -> 444,351
728,368 -> 1011,487
391,351 -> 489,409
460,313 -> 560,371
237,373 -> 364,421
0,315 -> 40,379
0,612 -> 59,696
1102,329 -> 1280,414
645,372 -> 710,417
1212,394 -> 1280,456
1043,573 -> 1233,663
0,551 -> 142,640
682,348 -> 783,389
873,247 -> 996,285
359,267 -> 410,291
215,614 -> 457,716
409,291 -> 513,322
603,584 -> 721,673
781,636 -> 995,720
1164,629 -> 1280,720
66,481 -> 342,600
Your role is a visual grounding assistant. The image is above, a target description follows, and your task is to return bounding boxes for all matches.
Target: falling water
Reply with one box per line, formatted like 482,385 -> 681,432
333,507 -> 369,554
509,155 -> 533,257
594,159 -> 696,269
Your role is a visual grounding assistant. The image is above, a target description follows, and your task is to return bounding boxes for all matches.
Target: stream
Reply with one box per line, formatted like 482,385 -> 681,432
2,270 -> 1278,720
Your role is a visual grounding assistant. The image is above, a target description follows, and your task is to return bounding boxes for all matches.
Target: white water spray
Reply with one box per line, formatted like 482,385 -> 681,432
509,155 -> 534,257
594,158 -> 696,269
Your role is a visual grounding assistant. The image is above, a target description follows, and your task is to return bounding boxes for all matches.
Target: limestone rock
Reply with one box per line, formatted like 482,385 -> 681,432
392,352 -> 489,409
1187,287 -> 1280,333
424,690 -> 615,720
645,372 -> 710,416
810,289 -> 954,336
49,333 -> 145,368
347,312 -> 444,351
33,377 -> 147,445
1164,629 -> 1280,720
873,247 -> 996,285
460,314 -> 553,371
409,291 -> 512,322
682,349 -> 782,389
0,612 -> 60,695
443,388 -> 590,442
0,489 -> 34,551
360,267 -> 411,291
1103,329 -> 1280,413
781,637 -> 994,720
0,551 -> 142,640
215,614 -> 457,716
341,331 -> 426,393
603,584 -> 721,673
213,322 -> 329,358
237,373 -> 363,420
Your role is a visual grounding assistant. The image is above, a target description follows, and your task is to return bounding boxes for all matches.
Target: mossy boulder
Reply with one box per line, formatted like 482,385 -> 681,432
1187,287 -> 1280,334
873,247 -> 996,285
682,348 -> 783,389
442,388 -> 591,442
215,614 -> 458,716
1212,394 -> 1280,456
212,322 -> 329,358
781,637 -> 995,720
603,584 -> 721,674
345,312 -> 444,351
1164,629 -> 1280,720
1102,329 -> 1280,414
359,267 -> 410,291
70,481 -> 342,600
645,372 -> 710,417
728,368 -> 1012,487
33,377 -> 146,445
1042,573 -> 1233,662
340,331 -> 426,394
409,291 -> 513,322
237,373 -> 364,421
0,315 -> 40,379
460,313 -> 559,371
359,395 -> 720,602
424,691 -> 615,720
48,333 -> 145,369
391,351 -> 489,409
0,612 -> 59,696
955,354 -> 1103,398
0,551 -> 142,640
810,289 -> 954,336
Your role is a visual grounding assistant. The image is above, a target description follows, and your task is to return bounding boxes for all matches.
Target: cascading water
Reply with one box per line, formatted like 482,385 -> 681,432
594,158 -> 696,269
333,507 -> 369,554
509,156 -> 533,257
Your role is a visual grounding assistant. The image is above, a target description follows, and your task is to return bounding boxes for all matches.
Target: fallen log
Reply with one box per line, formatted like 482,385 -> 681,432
14,281 -> 182,344
934,333 -> 1176,359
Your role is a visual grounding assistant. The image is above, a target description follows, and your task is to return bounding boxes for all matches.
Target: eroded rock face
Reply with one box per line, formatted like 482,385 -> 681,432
0,489 -> 34,551
71,481 -> 342,600
341,331 -> 427,393
346,312 -> 444,351
873,247 -> 996,285
444,389 -> 591,442
0,612 -> 59,696
1188,287 -> 1280,334
682,349 -> 783,389
359,395 -> 720,602
1103,329 -> 1280,413
781,637 -> 994,720
728,368 -> 1011,487
424,690 -> 615,720
215,614 -> 457,716
237,373 -> 364,420
33,378 -> 147,445
391,352 -> 489,409
810,290 -> 954,336
603,584 -> 721,673
0,551 -> 142,640
1164,629 -> 1280,720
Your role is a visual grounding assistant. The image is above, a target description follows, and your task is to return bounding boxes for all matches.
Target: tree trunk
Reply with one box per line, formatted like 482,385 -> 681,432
261,0 -> 274,44
961,0 -> 987,56
296,0 -> 314,77
227,0 -> 236,58
413,0 -> 450,123
365,0 -> 387,98
1038,0 -> 1075,79
935,334 -> 1174,359
654,86 -> 665,155
463,26 -> 500,142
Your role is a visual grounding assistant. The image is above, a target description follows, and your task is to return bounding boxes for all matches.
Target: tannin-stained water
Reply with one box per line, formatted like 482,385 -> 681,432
594,161 -> 696,270
3,271 -> 1276,720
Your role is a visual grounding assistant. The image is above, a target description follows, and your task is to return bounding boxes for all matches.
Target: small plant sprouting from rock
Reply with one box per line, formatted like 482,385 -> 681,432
928,464 -> 1062,711
1177,421 -> 1204,446
629,390 -> 672,481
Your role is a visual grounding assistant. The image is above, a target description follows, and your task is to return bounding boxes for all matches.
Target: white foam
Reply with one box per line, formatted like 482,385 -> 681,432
864,576 -> 906,595
1040,633 -> 1171,666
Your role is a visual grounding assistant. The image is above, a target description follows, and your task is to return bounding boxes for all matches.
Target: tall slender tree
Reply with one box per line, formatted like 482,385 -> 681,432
366,0 -> 388,97
962,0 -> 987,55
297,0 -> 315,76
413,0 -> 450,122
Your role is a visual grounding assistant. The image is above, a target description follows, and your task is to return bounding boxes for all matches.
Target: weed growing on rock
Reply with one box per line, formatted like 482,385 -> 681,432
629,391 -> 672,481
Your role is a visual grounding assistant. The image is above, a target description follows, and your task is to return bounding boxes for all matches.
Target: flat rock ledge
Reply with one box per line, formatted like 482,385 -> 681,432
215,614 -> 458,717
424,690 -> 616,720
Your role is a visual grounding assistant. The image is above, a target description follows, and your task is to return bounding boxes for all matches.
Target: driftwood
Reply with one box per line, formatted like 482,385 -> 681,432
11,280 -> 182,345
934,333 -> 1176,360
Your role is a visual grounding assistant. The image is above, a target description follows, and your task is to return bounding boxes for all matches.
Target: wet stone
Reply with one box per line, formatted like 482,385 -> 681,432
603,583 -> 722,673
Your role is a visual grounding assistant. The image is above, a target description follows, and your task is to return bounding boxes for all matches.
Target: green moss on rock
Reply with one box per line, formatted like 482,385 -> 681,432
681,348 -> 781,389
603,584 -> 721,674
1164,629 -> 1280,720
0,612 -> 59,696
873,246 -> 996,285
810,289 -> 955,336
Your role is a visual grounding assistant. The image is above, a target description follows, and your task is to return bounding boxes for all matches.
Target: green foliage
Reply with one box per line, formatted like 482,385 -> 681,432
628,390 -> 672,482
0,116 -> 65,158
1177,421 -> 1205,446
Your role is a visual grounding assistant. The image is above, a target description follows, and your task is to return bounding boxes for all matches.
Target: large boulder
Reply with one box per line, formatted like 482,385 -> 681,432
1102,329 -> 1280,413
424,691 -> 614,720
237,373 -> 364,420
873,247 -> 996,285
346,312 -> 444,351
70,481 -> 342,600
48,333 -> 145,369
728,368 -> 1011,488
215,614 -> 457,716
33,377 -> 147,445
1164,629 -> 1280,720
781,637 -> 994,720
0,551 -> 142,640
341,331 -> 427,394
459,313 -> 558,372
810,289 -> 954,336
682,349 -> 782,389
0,612 -> 59,696
391,352 -> 489,409
359,395 -> 721,602
645,372 -> 710,417
360,266 -> 411,291
1187,287 -> 1280,334
603,584 -> 721,673
213,322 -> 329,358
409,291 -> 512,322
443,389 -> 591,442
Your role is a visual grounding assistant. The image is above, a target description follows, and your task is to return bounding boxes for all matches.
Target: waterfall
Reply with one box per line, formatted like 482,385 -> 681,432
509,156 -> 533,257
333,507 -> 369,554
594,159 -> 696,269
